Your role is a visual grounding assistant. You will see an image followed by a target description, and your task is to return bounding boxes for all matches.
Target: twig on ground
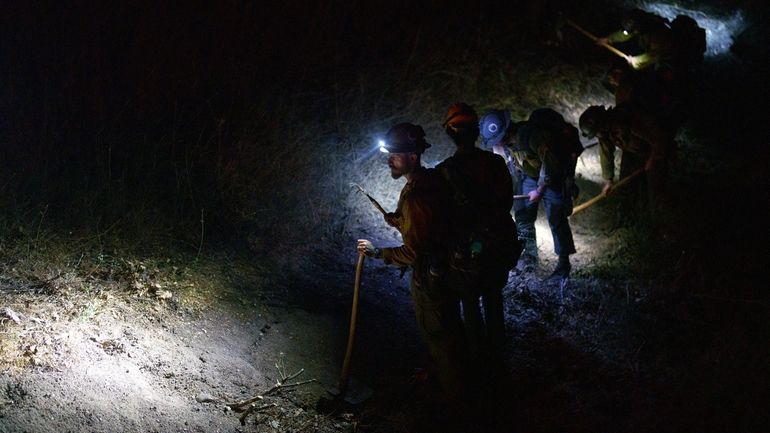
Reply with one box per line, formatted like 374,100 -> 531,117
226,368 -> 314,411
0,270 -> 64,293
30,272 -> 65,289
224,363 -> 317,426
238,402 -> 278,425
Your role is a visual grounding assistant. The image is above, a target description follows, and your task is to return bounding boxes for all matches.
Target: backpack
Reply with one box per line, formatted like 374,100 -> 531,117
438,155 -> 521,279
527,108 -> 584,177
671,14 -> 706,65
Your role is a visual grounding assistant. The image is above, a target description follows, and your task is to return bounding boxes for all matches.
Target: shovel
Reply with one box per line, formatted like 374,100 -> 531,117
324,253 -> 373,406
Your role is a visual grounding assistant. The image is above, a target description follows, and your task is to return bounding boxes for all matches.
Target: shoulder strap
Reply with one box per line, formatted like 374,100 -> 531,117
441,155 -> 499,212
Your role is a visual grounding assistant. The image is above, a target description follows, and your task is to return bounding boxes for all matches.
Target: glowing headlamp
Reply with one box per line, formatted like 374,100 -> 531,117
623,30 -> 629,36
378,139 -> 388,153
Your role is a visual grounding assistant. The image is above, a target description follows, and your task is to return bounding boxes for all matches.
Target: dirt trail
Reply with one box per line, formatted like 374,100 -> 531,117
0,281 -> 349,433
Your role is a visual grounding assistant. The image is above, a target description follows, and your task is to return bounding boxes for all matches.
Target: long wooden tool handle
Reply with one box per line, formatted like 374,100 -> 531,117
366,194 -> 387,216
570,191 -> 606,215
514,194 -> 529,200
352,183 -> 388,216
571,168 -> 645,215
338,253 -> 365,394
566,19 -> 630,61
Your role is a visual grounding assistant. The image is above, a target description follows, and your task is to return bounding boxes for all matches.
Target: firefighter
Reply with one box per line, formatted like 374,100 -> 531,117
436,102 -> 520,373
598,8 -> 693,134
480,108 -> 581,280
597,8 -> 676,71
357,122 -> 467,399
579,104 -> 673,211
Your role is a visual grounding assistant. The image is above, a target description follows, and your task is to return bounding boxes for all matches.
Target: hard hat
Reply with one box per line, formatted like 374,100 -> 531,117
443,102 -> 478,130
621,9 -> 646,33
621,16 -> 637,34
478,109 -> 510,149
622,9 -> 661,34
380,123 -> 431,154
506,121 -> 529,151
579,105 -> 606,139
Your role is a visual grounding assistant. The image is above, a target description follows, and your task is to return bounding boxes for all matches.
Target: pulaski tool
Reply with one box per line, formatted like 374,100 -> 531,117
350,182 -> 408,278
323,253 -> 373,406
351,183 -> 387,216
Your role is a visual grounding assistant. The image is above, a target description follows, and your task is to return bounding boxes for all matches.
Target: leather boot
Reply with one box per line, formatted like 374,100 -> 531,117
515,239 -> 538,272
546,255 -> 571,281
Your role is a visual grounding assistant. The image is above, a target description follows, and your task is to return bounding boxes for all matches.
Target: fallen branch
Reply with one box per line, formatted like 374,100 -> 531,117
238,402 -> 278,425
226,368 -> 313,411
224,365 -> 316,426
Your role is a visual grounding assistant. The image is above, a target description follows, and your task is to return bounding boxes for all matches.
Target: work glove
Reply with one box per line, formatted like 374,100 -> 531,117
527,188 -> 543,204
626,55 -> 642,70
384,212 -> 399,228
602,179 -> 614,196
356,239 -> 381,258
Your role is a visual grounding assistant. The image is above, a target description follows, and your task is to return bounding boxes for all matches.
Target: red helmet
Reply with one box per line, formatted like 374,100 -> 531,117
443,102 -> 478,131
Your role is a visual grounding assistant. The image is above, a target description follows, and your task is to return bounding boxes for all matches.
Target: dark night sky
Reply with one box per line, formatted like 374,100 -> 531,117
2,0 -> 765,142
1,1 -> 532,217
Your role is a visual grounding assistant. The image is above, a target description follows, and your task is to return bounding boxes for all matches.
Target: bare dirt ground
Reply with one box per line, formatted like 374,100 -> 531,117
0,252 -> 350,433
3,173 -> 765,433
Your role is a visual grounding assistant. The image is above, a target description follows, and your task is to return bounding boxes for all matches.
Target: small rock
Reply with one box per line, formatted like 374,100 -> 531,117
195,393 -> 219,403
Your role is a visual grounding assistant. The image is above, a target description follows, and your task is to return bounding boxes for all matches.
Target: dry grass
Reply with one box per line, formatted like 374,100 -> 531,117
0,219 -> 266,373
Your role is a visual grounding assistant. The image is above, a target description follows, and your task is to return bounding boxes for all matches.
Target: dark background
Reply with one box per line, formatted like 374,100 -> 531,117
1,1 -> 766,241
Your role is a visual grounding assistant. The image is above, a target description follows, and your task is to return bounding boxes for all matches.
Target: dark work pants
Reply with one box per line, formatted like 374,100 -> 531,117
410,274 -> 467,398
459,262 -> 508,372
619,150 -> 669,213
513,175 -> 576,257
